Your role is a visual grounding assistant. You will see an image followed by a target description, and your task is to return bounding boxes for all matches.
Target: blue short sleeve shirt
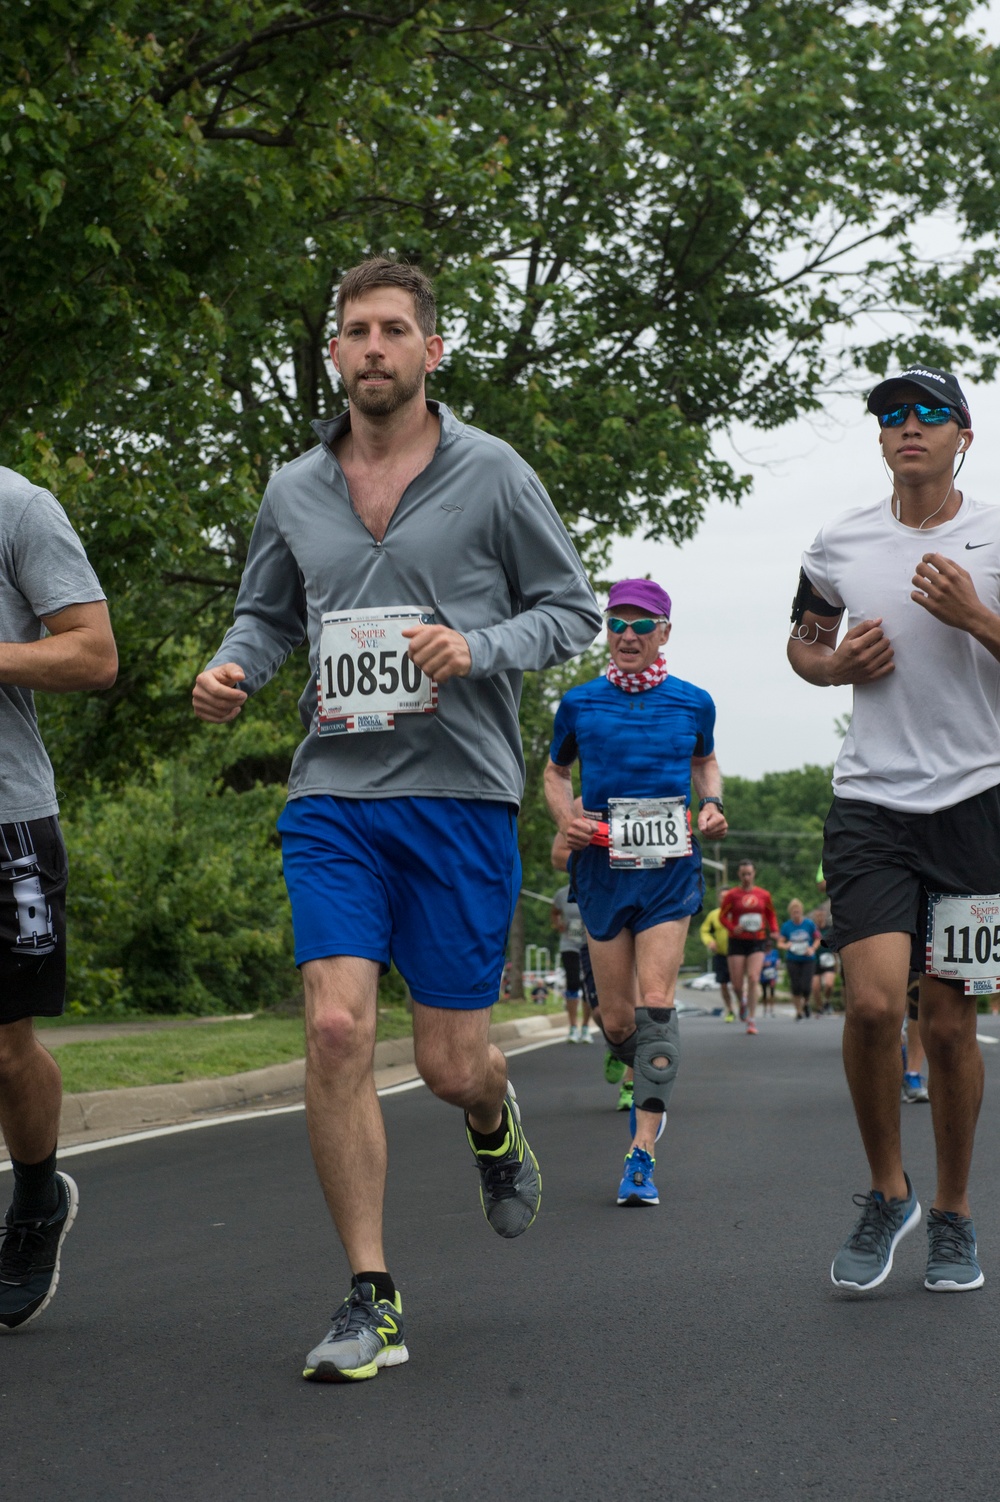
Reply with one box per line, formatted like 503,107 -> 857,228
780,919 -> 818,954
549,673 -> 716,810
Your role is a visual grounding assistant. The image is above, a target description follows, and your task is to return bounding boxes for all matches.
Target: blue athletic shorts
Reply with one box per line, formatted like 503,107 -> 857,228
276,795 -> 521,1010
570,842 -> 704,943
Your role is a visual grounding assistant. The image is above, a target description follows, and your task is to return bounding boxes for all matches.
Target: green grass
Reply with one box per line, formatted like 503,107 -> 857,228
47,998 -> 566,1093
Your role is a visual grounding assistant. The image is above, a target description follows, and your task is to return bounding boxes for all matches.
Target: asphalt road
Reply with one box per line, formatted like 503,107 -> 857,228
5,1012 -> 1000,1502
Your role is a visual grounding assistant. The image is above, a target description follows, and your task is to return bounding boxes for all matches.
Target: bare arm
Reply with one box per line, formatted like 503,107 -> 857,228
543,759 -> 596,850
690,752 -> 728,838
912,553 -> 1000,663
787,606 -> 893,686
0,601 -> 117,692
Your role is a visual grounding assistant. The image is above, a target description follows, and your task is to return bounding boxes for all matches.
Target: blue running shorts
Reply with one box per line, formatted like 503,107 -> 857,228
570,842 -> 704,943
276,796 -> 521,1010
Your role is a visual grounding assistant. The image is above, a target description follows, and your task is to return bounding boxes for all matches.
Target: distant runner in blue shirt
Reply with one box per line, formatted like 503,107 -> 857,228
778,900 -> 821,1019
544,578 -> 728,1209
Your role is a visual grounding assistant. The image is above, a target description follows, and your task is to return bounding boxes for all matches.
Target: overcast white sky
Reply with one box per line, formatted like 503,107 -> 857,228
605,2 -> 1000,782
609,378 -> 1000,780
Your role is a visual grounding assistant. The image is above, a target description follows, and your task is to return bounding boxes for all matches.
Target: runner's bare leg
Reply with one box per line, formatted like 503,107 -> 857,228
412,1002 -> 507,1134
0,1019 -> 61,1163
839,932 -> 910,1201
303,955 -> 387,1272
588,920 -> 688,1154
919,974 -> 983,1216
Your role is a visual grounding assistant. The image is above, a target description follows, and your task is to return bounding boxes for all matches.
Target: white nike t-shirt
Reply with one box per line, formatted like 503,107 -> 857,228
801,494 -> 1000,814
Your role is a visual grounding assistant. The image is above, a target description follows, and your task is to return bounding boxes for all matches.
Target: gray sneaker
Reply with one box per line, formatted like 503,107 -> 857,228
303,1282 -> 408,1382
901,1073 -> 930,1103
925,1209 -> 984,1291
467,1082 -> 541,1238
831,1174 -> 921,1290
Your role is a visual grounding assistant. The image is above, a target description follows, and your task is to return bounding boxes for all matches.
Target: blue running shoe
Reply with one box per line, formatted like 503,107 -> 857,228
617,1147 -> 659,1206
628,1103 -> 666,1144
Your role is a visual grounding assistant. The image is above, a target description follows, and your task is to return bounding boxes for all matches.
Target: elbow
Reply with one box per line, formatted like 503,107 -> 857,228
90,643 -> 119,692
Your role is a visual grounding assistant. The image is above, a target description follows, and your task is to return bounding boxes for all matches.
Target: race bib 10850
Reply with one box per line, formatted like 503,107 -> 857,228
316,607 -> 438,736
608,796 -> 691,869
926,892 -> 1000,996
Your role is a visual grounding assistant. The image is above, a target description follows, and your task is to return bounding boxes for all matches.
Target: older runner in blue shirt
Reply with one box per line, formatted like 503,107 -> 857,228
544,578 -> 728,1207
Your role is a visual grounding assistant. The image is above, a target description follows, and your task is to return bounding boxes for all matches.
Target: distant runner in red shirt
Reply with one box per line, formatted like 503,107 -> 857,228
720,860 -> 779,1036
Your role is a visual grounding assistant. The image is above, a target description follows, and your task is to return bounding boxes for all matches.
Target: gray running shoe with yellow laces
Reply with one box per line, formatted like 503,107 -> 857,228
467,1082 -> 540,1238
303,1282 -> 408,1382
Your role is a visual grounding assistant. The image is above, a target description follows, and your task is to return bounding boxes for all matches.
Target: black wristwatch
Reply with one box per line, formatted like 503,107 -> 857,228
698,796 -> 724,813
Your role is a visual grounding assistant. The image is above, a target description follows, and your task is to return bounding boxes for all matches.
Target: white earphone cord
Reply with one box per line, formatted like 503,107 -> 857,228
883,446 -> 966,529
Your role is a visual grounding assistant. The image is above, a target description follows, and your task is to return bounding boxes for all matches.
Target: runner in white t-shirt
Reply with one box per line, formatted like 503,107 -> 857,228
788,366 -> 998,1296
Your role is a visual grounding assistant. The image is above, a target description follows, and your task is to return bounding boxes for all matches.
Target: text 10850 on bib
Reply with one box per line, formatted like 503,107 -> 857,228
926,893 -> 1000,996
608,797 -> 691,869
317,607 -> 438,736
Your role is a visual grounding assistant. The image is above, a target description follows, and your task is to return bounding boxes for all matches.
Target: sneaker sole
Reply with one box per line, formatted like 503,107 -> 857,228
480,1147 -> 542,1237
830,1198 -> 922,1291
925,1271 -> 985,1292
304,1344 -> 410,1382
617,1192 -> 659,1206
0,1172 -> 79,1334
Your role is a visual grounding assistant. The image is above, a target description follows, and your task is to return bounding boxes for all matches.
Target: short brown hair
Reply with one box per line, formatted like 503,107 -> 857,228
335,257 -> 437,338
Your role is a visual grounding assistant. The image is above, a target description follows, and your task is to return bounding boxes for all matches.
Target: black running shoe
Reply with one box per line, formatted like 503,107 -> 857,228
0,1172 -> 78,1331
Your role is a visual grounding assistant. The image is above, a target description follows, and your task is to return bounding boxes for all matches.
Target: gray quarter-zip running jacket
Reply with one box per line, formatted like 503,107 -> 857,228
206,402 -> 601,806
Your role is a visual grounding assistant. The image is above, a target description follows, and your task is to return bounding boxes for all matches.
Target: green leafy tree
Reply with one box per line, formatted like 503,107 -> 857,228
4,2 -> 1000,789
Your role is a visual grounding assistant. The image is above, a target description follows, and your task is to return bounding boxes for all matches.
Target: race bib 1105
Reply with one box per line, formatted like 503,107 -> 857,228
316,607 -> 438,736
926,892 -> 1000,996
608,797 -> 691,869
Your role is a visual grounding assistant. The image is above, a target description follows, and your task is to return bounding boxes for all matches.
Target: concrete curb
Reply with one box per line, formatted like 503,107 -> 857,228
45,1011 -> 569,1154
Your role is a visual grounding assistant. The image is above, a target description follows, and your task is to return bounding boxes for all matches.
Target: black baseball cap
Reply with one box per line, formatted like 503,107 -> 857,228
866,366 -> 971,427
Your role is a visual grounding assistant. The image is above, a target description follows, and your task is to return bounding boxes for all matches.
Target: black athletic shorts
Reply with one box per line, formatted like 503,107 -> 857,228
0,817 -> 68,1023
823,785 -> 1000,974
727,936 -> 770,957
580,943 -> 599,1012
712,953 -> 730,985
785,957 -> 816,997
562,949 -> 581,996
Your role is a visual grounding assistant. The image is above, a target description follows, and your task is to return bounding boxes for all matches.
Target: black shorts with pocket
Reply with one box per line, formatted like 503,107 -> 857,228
823,785 -> 1000,974
0,817 -> 68,1023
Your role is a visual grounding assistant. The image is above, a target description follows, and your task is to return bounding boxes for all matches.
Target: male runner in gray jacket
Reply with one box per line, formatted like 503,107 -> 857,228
193,257 -> 600,1381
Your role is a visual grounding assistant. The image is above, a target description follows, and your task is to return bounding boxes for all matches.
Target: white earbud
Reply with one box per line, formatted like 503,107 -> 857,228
958,439 -> 967,451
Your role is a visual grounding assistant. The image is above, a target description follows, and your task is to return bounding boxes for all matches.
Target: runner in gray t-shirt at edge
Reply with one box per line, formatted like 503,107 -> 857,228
0,467 -> 117,1330
551,884 -> 591,1042
193,258 -> 600,1383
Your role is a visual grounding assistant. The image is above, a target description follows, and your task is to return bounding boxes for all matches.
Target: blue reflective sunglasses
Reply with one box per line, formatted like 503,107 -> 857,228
877,402 -> 959,428
605,616 -> 667,635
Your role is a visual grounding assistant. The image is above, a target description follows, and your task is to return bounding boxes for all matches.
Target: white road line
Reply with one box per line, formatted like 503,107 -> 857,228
0,1031 -> 572,1171
977,1033 -> 999,1045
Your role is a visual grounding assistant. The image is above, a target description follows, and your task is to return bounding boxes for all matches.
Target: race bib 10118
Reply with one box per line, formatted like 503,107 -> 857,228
926,892 -> 1000,996
316,607 -> 438,736
608,797 -> 691,869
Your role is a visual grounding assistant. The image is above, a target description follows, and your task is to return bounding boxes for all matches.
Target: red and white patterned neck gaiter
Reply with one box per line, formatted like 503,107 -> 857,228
605,656 -> 669,693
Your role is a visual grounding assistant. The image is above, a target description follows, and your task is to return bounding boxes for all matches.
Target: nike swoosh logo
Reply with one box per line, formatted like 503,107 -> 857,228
966,542 -> 993,550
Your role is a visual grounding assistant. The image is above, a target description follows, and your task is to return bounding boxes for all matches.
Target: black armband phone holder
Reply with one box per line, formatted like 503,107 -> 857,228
790,568 -> 842,627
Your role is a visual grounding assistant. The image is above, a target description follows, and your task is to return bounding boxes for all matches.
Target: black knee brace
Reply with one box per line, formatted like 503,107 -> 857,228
633,1006 -> 681,1113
